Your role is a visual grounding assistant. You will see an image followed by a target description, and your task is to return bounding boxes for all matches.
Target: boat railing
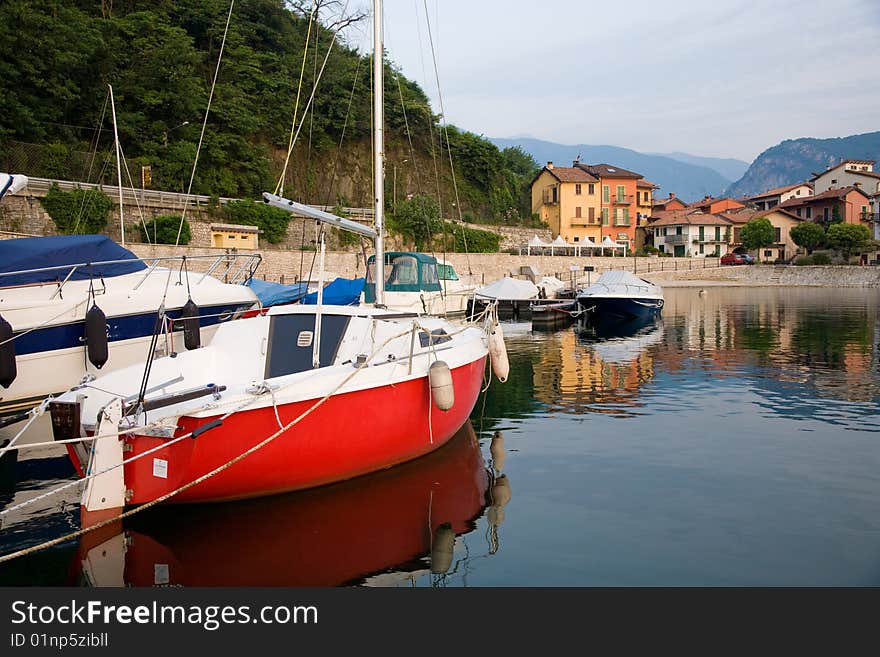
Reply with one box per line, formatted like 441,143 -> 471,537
0,252 -> 262,297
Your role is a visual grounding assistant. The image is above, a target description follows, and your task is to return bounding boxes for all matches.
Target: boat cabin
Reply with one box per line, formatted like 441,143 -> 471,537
363,252 -> 441,303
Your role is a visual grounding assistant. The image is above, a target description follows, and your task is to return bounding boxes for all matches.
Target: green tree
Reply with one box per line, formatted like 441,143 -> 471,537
40,184 -> 113,234
740,216 -> 776,260
137,214 -> 191,245
789,222 -> 826,254
395,194 -> 441,250
826,223 -> 871,260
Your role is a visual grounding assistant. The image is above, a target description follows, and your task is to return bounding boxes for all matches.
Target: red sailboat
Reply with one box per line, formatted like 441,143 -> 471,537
47,0 -> 507,524
71,422 -> 491,587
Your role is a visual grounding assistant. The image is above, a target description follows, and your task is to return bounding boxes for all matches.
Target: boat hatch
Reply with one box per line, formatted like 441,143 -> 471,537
264,314 -> 351,378
419,328 -> 452,347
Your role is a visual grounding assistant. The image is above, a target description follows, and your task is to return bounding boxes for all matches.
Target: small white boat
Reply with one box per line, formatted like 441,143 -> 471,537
576,270 -> 664,320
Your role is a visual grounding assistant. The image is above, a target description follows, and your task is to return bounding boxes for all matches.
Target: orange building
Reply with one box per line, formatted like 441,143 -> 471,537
575,163 -> 645,250
652,193 -> 687,212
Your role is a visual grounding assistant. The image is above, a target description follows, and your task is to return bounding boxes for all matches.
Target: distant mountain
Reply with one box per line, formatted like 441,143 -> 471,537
727,131 -> 880,198
490,137 -> 733,202
652,152 -> 750,183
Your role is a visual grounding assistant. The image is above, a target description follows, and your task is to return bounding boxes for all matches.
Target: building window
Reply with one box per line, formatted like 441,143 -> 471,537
715,226 -> 721,241
588,207 -> 595,224
806,207 -> 812,219
575,184 -> 582,195
823,207 -> 829,221
676,226 -> 682,235
774,227 -> 781,242
699,226 -> 705,241
575,206 -> 582,218
699,243 -> 704,254
601,208 -> 609,225
602,185 -> 610,202
228,235 -> 236,239
796,208 -> 802,217
616,185 -> 626,202
573,236 -> 580,242
588,183 -> 595,194
764,250 -> 773,258
623,208 -> 630,225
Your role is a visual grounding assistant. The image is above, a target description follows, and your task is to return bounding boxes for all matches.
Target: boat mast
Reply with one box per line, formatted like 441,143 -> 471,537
372,0 -> 385,306
108,84 -> 126,247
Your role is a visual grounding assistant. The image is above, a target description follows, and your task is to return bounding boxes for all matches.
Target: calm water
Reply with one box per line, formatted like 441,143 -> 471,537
1,287 -> 879,586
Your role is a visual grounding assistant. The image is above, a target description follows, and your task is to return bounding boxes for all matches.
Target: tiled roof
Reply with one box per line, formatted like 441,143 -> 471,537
778,185 -> 871,207
722,208 -> 802,223
576,163 -> 643,179
649,210 -> 732,226
637,179 -> 659,188
747,182 -> 813,199
546,166 -> 599,183
652,195 -> 685,207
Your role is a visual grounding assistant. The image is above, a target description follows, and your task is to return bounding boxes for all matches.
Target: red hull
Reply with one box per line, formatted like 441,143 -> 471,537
84,423 -> 489,586
123,356 -> 487,504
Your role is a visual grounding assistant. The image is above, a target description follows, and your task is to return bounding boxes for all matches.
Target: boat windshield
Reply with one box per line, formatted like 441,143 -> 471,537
437,264 -> 458,281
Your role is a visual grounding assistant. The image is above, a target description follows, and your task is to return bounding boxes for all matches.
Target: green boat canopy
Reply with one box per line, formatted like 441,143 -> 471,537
363,252 -> 441,303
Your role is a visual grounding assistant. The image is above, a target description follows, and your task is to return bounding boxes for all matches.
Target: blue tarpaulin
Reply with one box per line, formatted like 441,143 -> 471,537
302,277 -> 364,306
246,278 -> 308,307
0,235 -> 147,287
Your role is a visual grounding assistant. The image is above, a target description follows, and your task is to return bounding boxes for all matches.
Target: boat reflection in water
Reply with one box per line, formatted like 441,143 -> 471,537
73,421 -> 498,587
578,314 -> 664,364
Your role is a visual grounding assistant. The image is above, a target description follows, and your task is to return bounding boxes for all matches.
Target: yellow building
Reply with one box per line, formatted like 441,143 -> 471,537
636,180 -> 658,226
530,162 -> 602,245
210,223 -> 260,249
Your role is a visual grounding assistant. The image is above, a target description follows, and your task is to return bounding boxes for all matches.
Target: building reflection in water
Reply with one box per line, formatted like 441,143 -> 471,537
525,288 -> 879,418
72,421 -> 509,587
533,316 -> 662,417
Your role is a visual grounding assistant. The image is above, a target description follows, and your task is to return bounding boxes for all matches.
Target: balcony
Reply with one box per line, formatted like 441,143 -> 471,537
542,188 -> 559,204
570,217 -> 598,226
665,234 -> 687,245
610,195 -> 634,205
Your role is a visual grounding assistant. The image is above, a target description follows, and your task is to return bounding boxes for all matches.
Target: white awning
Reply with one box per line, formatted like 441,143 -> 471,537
601,236 -> 619,247
580,237 -> 598,248
527,235 -> 549,247
550,235 -> 569,247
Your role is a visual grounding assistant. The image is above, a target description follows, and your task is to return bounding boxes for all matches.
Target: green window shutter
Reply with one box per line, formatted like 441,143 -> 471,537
623,208 -> 630,225
603,185 -> 609,202
601,208 -> 609,225
715,226 -> 721,241
699,226 -> 704,241
617,185 -> 625,202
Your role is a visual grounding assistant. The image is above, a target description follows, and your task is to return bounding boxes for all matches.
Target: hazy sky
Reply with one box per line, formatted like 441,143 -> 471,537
345,0 -> 880,162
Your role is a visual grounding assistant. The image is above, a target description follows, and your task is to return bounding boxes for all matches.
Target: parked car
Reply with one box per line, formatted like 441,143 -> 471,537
721,253 -> 746,265
740,253 -> 755,264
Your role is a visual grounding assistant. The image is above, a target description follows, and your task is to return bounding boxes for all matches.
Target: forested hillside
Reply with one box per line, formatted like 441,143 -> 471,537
0,0 -> 536,222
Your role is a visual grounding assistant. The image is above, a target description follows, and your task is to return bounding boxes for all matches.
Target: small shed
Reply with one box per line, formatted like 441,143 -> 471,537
210,223 -> 261,249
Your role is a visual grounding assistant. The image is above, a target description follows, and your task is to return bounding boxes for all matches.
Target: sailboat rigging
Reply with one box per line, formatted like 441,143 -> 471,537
11,0 -> 509,544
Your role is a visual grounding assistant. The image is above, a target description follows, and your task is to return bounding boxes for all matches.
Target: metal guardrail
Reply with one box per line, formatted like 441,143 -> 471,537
16,177 -> 375,223
0,252 -> 263,295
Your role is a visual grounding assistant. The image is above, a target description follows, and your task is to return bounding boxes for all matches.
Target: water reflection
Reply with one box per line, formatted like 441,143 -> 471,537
70,422 -> 495,587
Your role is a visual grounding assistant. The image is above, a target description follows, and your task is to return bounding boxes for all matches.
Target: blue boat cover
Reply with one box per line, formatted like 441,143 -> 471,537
246,278 -> 308,307
0,235 -> 147,286
302,277 -> 364,306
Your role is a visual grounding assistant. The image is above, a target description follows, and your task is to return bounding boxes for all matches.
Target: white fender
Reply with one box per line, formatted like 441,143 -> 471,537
429,360 -> 455,411
430,522 -> 455,574
490,430 -> 505,472
488,323 -> 509,383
